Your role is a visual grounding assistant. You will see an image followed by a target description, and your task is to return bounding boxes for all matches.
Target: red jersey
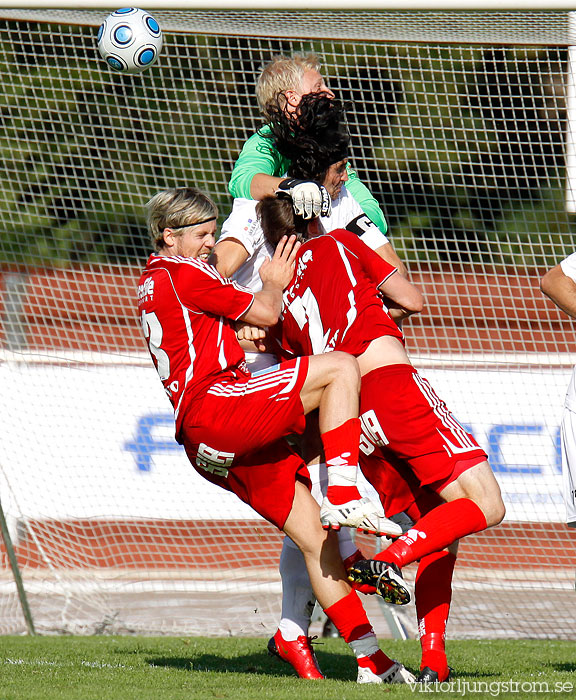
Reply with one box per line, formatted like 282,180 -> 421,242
273,229 -> 402,359
137,254 -> 254,435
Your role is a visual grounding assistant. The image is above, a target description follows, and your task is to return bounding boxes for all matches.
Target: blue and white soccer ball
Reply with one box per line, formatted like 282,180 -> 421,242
97,8 -> 162,74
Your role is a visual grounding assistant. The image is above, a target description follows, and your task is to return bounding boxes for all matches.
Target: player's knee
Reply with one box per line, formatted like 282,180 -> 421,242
328,351 -> 361,385
477,494 -> 506,528
485,499 -> 506,527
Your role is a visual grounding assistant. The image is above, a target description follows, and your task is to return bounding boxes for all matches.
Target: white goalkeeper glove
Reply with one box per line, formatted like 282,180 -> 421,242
276,178 -> 332,219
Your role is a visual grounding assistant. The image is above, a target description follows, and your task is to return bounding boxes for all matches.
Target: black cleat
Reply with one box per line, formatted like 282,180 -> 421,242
348,560 -> 411,605
417,666 -> 452,683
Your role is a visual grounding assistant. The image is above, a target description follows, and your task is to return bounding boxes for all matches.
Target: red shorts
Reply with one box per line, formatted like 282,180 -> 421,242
359,364 -> 487,516
180,357 -> 311,529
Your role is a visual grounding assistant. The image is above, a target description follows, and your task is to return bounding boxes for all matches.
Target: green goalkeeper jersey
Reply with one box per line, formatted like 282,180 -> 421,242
228,125 -> 388,235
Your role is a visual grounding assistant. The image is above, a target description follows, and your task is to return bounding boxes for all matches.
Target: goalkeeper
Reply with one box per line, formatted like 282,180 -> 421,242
225,51 -> 405,276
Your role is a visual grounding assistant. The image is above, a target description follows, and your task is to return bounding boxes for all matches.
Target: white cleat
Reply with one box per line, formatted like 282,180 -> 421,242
357,661 -> 417,684
319,497 -> 403,537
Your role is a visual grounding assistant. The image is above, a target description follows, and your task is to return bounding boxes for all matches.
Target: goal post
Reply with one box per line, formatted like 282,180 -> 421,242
0,7 -> 574,640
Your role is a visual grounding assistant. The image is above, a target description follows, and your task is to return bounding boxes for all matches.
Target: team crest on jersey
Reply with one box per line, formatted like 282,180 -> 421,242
296,250 -> 313,278
138,277 -> 155,302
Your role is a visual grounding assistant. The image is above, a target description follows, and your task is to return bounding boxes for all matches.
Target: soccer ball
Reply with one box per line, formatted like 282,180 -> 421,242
97,8 -> 162,74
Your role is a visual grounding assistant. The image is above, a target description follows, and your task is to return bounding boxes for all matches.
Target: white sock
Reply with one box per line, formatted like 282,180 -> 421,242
326,461 -> 358,488
348,631 -> 380,659
278,537 -> 315,641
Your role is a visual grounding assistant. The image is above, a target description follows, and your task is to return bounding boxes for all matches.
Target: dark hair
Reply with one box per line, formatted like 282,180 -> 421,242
257,196 -> 308,248
265,92 -> 350,182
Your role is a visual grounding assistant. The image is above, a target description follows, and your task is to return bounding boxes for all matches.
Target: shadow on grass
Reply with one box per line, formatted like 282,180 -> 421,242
449,670 -> 494,679
146,650 -> 358,681
553,662 -> 576,672
146,653 -> 504,684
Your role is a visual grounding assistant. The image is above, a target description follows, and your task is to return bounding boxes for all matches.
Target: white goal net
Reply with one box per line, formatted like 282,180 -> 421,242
0,8 -> 574,639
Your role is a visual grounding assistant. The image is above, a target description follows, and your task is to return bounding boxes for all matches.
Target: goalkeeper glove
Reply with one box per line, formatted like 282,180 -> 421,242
276,178 -> 332,219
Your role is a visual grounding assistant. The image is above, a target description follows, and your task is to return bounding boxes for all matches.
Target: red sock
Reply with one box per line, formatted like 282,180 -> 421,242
323,590 -> 372,643
376,499 -> 487,568
416,550 -> 456,681
324,591 -> 394,674
322,418 -> 362,504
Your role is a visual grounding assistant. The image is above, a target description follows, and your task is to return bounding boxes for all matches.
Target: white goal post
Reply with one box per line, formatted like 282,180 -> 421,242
0,7 -> 574,640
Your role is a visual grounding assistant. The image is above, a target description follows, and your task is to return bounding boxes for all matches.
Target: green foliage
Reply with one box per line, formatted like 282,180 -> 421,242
0,20 -> 574,268
0,637 -> 573,700
333,43 -> 575,267
0,25 -> 236,266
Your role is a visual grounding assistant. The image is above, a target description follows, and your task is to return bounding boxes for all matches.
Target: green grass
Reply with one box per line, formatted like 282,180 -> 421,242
0,637 -> 573,700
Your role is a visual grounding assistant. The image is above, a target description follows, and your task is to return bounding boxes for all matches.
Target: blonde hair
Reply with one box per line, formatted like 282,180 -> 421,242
146,187 -> 217,252
256,52 -> 322,115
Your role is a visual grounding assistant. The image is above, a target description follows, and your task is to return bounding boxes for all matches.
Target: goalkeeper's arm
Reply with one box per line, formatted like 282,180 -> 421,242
229,128 -> 386,227
345,163 -> 388,236
228,127 -> 290,199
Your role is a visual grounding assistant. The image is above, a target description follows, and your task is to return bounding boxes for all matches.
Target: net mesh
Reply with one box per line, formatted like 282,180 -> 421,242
0,8 -> 574,638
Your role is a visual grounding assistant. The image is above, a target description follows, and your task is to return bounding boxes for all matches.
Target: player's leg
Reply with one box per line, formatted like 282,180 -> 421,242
249,354 -> 324,676
349,365 -> 504,593
414,542 -> 457,683
269,529 -> 361,678
398,491 -> 458,684
360,477 -> 457,683
350,471 -> 502,592
267,412 -> 324,678
282,481 -> 415,684
439,460 -> 506,526
269,416 -> 374,679
561,406 -> 576,528
267,535 -> 324,679
374,460 -> 504,570
299,352 -> 402,537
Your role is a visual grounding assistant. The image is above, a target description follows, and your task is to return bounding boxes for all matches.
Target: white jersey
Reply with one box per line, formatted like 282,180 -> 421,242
559,252 -> 576,526
218,185 -> 390,292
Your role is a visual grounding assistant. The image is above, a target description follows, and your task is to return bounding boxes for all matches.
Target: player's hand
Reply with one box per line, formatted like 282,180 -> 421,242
277,178 -> 332,219
236,322 -> 267,342
236,322 -> 270,353
259,235 -> 300,290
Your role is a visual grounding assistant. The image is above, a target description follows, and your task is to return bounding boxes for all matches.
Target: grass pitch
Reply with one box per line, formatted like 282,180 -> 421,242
0,637 -> 573,700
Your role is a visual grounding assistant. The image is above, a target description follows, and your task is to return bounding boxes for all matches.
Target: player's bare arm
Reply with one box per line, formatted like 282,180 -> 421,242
250,173 -> 285,199
378,269 -> 423,321
241,235 -> 300,327
210,238 -> 250,277
541,264 -> 576,318
373,242 -> 408,278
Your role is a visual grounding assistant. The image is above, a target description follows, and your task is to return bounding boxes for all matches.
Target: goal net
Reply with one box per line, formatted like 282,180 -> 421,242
0,7 -> 574,640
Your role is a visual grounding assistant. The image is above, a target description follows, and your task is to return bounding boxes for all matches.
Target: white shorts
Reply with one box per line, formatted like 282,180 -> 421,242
245,351 -> 278,375
561,406 -> 576,527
